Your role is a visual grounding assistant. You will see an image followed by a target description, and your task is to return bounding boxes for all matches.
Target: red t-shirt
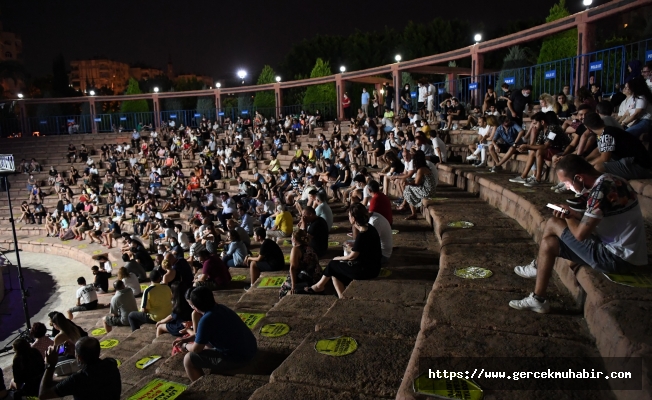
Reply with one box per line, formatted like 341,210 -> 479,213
203,255 -> 231,287
369,192 -> 393,226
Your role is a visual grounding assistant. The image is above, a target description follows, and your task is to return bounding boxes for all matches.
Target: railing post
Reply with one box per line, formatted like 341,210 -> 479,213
392,64 -> 401,115
274,83 -> 282,119
89,98 -> 97,134
152,94 -> 160,130
335,74 -> 343,120
471,47 -> 484,107
18,101 -> 28,136
576,14 -> 596,90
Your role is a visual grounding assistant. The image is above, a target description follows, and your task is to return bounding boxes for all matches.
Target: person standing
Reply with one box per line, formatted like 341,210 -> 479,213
343,93 -> 352,120
361,88 -> 370,117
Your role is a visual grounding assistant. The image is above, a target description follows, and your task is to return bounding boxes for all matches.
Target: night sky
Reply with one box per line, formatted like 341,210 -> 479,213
3,0 -> 607,80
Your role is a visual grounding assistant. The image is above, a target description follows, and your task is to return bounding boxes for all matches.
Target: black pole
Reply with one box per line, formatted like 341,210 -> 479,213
3,175 -> 31,331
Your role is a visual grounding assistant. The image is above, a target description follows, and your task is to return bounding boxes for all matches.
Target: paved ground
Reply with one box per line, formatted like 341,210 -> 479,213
0,251 -> 90,369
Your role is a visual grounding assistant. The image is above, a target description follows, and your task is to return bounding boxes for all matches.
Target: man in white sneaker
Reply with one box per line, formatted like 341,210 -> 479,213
509,155 -> 648,313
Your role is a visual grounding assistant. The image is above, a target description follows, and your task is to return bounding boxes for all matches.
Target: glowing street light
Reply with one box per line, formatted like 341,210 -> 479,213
395,54 -> 402,62
275,76 -> 281,82
17,93 -> 23,99
216,82 -> 221,88
153,87 -> 159,93
474,34 -> 482,43
237,70 -> 247,84
340,66 -> 346,73
583,0 -> 593,6
89,90 -> 96,96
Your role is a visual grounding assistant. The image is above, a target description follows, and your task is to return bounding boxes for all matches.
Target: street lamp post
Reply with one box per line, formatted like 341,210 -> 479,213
237,70 -> 247,84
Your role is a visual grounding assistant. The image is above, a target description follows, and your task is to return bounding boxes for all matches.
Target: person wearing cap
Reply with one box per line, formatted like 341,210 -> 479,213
266,205 -> 293,239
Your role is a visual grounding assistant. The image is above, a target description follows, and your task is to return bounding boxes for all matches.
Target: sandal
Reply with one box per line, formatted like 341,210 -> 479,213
304,286 -> 324,295
405,215 -> 418,220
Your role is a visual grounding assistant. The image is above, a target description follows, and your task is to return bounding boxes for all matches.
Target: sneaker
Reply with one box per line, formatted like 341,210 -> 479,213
524,178 -> 541,187
550,182 -> 565,191
566,197 -> 587,207
489,166 -> 503,173
509,293 -> 550,313
569,205 -> 587,213
474,161 -> 487,168
466,154 -> 479,161
514,260 -> 537,278
243,285 -> 252,292
509,176 -> 527,183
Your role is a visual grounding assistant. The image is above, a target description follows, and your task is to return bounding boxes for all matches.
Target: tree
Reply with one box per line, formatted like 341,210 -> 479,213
253,65 -> 276,109
120,78 -> 149,113
196,97 -> 215,117
537,0 -> 577,64
498,46 -> 536,91
303,59 -> 336,108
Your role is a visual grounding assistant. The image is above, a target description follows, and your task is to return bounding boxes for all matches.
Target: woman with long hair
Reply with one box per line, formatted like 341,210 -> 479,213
10,338 -> 44,396
305,204 -> 381,298
155,282 -> 193,337
279,230 -> 321,298
397,150 -> 437,220
621,77 -> 652,138
553,93 -> 576,118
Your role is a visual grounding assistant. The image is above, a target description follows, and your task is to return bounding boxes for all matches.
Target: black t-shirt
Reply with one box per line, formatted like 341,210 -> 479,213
351,225 -> 382,278
597,126 -> 652,168
391,159 -> 405,174
259,238 -> 285,269
452,104 -> 466,119
55,358 -> 121,400
94,271 -> 111,292
307,217 -> 329,257
510,90 -> 530,115
12,347 -> 44,396
373,140 -> 385,156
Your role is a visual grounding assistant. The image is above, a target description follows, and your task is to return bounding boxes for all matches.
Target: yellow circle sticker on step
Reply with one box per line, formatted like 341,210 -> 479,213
140,284 -> 149,291
455,267 -> 493,279
315,336 -> 358,357
231,274 -> 247,281
378,268 -> 392,278
447,221 -> 474,229
328,241 -> 340,247
36,238 -> 45,243
331,225 -> 339,230
236,313 -> 266,329
62,240 -> 71,245
413,373 -> 483,400
116,359 -> 121,367
135,355 -> 162,370
284,254 -> 291,264
91,328 -> 107,336
93,250 -> 103,255
99,339 -> 119,349
77,244 -> 88,249
260,323 -> 290,338
282,240 -> 292,246
429,197 -> 449,201
127,378 -> 187,400
391,230 -> 399,235
251,251 -> 259,256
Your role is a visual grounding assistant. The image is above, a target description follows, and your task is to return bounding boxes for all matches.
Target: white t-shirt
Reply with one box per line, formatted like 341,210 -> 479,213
122,272 -> 141,296
418,86 -> 427,102
178,232 -> 190,250
541,105 -> 553,113
101,260 -> 113,275
409,114 -> 422,124
427,85 -> 435,102
618,96 -> 634,117
634,96 -> 652,120
369,212 -> 392,259
432,137 -> 448,162
76,284 -> 98,304
477,125 -> 491,141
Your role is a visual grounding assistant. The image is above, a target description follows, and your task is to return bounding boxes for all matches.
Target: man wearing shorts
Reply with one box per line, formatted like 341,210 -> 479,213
244,227 -> 285,290
487,115 -> 526,172
173,287 -> 257,382
68,277 -> 98,319
508,112 -> 571,187
509,155 -> 648,313
583,112 -> 652,180
103,280 -> 138,333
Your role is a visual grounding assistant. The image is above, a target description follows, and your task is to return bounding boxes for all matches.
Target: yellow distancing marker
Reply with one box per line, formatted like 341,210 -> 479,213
378,268 -> 392,278
231,275 -> 247,281
260,323 -> 290,338
127,378 -> 187,400
135,355 -> 162,370
91,328 -> 107,336
447,221 -> 474,229
315,336 -> 358,356
140,284 -> 149,291
454,267 -> 493,279
77,244 -> 88,249
236,313 -> 265,329
99,339 -> 119,349
328,241 -> 340,247
604,272 -> 652,288
258,276 -> 286,288
413,373 -> 483,400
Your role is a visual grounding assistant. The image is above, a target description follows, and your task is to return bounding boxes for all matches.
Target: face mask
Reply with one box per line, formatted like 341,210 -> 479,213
523,92 -> 530,97
158,250 -> 164,255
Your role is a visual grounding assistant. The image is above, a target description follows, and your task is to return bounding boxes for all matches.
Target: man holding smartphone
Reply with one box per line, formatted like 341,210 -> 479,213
509,155 -> 647,313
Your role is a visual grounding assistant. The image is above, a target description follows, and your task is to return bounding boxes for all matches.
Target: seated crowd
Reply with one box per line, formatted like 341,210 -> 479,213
6,65 -> 652,398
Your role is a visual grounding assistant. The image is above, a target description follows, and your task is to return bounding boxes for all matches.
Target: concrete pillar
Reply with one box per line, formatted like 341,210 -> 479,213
152,94 -> 160,130
89,98 -> 97,134
392,64 -> 401,115
274,83 -> 283,119
335,74 -> 343,120
576,17 -> 596,94
215,89 -> 222,122
18,101 -> 28,136
471,49 -> 484,106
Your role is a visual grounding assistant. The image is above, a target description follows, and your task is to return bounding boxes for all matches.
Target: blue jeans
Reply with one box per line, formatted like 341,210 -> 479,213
625,119 -> 652,138
264,217 -> 276,230
557,228 -> 637,273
